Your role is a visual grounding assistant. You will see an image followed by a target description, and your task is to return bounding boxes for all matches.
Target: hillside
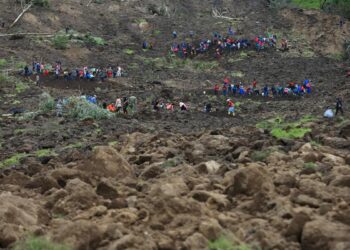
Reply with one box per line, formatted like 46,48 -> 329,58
0,0 -> 350,250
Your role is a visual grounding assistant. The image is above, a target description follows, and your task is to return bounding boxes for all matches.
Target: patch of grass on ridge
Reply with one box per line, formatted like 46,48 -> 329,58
209,236 -> 251,250
14,236 -> 71,250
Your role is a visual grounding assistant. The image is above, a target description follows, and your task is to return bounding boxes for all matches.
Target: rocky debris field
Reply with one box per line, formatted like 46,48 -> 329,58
1,115 -> 350,249
1,0 -> 350,249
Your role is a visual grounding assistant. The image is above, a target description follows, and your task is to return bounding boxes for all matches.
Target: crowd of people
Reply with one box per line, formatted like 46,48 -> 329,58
213,78 -> 312,97
22,61 -> 125,82
170,28 -> 278,58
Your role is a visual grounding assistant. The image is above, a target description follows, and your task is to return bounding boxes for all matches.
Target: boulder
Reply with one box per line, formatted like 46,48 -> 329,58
329,176 -> 350,188
285,212 -> 311,242
183,233 -> 208,250
322,137 -> 350,149
150,177 -> 189,197
0,193 -> 44,248
52,220 -> 103,250
322,153 -> 345,166
96,179 -> 118,199
195,160 -> 221,174
199,219 -> 223,241
140,163 -> 164,179
80,146 -> 134,179
301,220 -> 350,250
339,122 -> 350,138
292,194 -> 320,208
225,164 -> 274,196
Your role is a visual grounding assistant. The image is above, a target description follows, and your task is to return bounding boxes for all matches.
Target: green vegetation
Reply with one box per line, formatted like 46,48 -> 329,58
251,149 -> 272,162
32,0 -> 50,7
0,58 -> 7,68
209,236 -> 251,250
123,49 -> 135,55
304,162 -> 318,168
141,56 -> 219,72
39,92 -> 56,113
0,153 -> 28,168
292,0 -> 324,9
52,35 -> 69,49
63,143 -> 84,150
14,236 -> 71,250
65,97 -> 113,120
230,71 -> 245,78
35,149 -> 57,158
257,115 -> 316,139
15,81 -> 30,93
83,34 -> 106,46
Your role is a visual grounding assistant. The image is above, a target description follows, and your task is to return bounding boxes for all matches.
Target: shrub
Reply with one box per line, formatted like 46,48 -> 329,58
251,149 -> 272,162
84,34 -> 106,46
35,149 -> 57,157
123,49 -> 135,55
52,35 -> 69,49
65,97 -> 113,120
39,92 -> 55,113
0,59 -> 7,68
0,153 -> 28,168
14,236 -> 71,250
208,236 -> 251,250
32,0 -> 50,7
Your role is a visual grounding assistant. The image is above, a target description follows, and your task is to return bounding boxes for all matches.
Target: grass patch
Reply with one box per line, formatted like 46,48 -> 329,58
108,141 -> 119,146
230,71 -> 245,78
39,92 -> 56,113
52,35 -> 69,49
83,34 -> 106,46
15,81 -> 30,93
14,236 -> 71,250
271,127 -> 311,139
0,153 -> 28,168
65,97 -> 113,120
251,149 -> 272,162
292,0 -> 323,9
257,115 -> 316,139
123,49 -> 135,55
63,143 -> 84,150
209,236 -> 251,250
0,58 -> 7,68
35,149 -> 57,158
304,162 -> 317,168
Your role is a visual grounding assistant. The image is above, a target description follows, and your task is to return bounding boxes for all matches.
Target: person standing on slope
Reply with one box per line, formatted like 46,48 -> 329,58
227,99 -> 235,116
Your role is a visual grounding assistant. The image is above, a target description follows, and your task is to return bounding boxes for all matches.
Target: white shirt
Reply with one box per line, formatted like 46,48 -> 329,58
324,109 -> 334,118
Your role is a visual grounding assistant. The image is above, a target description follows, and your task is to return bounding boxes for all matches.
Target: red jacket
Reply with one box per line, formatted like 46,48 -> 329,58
228,100 -> 234,107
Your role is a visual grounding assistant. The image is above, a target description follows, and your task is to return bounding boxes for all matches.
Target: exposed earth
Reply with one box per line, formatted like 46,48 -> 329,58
0,0 -> 350,249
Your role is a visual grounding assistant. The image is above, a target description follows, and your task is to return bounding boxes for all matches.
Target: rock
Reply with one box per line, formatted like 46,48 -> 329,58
140,163 -> 164,179
225,164 -> 274,196
96,179 -> 118,199
299,143 -> 314,153
273,173 -> 296,188
115,209 -> 138,225
329,176 -> 350,188
322,137 -> 350,149
293,194 -> 320,208
0,224 -> 18,248
322,153 -> 345,166
80,146 -> 134,179
52,220 -> 103,250
17,143 -> 33,153
183,233 -> 208,250
285,212 -> 311,242
150,177 -> 189,197
195,160 -> 221,174
190,190 -> 229,209
25,176 -> 60,194
302,152 -> 323,163
199,219 -> 223,241
339,122 -> 350,138
301,219 -> 350,250
0,193 -> 45,247
266,151 -> 291,164
108,198 -> 128,209
53,179 -> 99,213
107,234 -> 137,250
